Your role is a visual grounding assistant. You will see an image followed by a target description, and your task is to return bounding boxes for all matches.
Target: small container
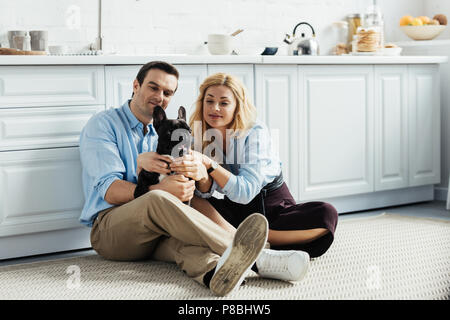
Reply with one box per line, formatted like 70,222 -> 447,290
363,2 -> 385,49
356,25 -> 381,52
332,21 -> 349,55
207,34 -> 233,55
347,14 -> 362,44
22,32 -> 31,51
30,30 -> 48,51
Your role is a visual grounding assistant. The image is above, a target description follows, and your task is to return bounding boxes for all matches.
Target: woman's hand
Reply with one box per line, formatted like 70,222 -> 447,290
170,150 -> 209,182
137,152 -> 172,176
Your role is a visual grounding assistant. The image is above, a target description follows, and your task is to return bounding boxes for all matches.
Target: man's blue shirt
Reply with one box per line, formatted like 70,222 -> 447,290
79,100 -> 157,227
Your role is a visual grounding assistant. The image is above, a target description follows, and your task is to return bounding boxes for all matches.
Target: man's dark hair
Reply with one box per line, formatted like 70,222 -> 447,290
132,61 -> 179,97
136,61 -> 179,85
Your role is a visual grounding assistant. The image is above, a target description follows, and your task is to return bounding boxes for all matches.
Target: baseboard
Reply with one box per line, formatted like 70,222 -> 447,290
314,185 -> 434,214
0,227 -> 91,260
434,187 -> 449,202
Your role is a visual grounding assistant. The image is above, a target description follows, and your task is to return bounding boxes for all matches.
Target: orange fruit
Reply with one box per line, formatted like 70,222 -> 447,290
417,16 -> 431,24
399,15 -> 414,26
411,18 -> 423,26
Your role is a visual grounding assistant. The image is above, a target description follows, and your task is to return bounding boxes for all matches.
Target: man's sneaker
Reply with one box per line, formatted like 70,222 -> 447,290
255,249 -> 310,282
210,213 -> 268,296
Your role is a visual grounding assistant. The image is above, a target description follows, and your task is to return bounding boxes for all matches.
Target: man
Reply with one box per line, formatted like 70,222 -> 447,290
79,61 -> 308,296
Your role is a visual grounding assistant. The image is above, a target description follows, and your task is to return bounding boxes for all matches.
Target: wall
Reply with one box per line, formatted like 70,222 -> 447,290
0,0 -> 426,54
0,0 -> 98,52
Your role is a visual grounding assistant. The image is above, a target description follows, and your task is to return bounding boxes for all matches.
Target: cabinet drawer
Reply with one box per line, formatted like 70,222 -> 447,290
0,147 -> 84,237
0,66 -> 105,107
0,105 -> 103,151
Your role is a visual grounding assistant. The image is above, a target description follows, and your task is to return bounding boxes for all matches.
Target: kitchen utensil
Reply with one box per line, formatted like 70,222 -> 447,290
261,47 -> 278,55
283,22 -> 319,55
207,34 -> 233,55
231,29 -> 244,37
30,30 -> 48,51
7,30 -> 27,49
400,25 -> 446,40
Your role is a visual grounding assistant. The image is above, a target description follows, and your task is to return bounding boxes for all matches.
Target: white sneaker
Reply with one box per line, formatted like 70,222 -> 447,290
255,249 -> 310,282
210,213 -> 268,296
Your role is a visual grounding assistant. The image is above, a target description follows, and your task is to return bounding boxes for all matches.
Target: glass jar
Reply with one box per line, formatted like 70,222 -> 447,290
363,4 -> 385,49
347,14 -> 362,44
332,21 -> 349,55
356,25 -> 381,52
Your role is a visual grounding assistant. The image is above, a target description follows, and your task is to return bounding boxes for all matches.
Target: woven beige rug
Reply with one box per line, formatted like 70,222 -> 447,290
1,213 -> 449,300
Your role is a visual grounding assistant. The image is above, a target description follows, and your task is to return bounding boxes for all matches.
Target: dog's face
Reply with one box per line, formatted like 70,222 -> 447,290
153,106 -> 192,158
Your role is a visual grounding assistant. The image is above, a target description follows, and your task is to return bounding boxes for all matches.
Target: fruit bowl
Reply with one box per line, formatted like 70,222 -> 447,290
400,25 -> 446,40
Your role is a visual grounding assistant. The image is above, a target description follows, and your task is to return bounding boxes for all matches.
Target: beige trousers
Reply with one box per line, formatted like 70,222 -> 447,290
90,189 -> 234,285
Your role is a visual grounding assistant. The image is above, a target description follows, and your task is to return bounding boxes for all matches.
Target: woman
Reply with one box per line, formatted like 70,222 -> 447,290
170,73 -> 338,258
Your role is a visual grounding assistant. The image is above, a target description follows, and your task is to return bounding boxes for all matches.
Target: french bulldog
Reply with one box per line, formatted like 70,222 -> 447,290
134,105 -> 192,199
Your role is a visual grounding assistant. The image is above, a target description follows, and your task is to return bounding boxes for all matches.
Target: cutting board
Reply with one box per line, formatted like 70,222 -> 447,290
0,48 -> 47,55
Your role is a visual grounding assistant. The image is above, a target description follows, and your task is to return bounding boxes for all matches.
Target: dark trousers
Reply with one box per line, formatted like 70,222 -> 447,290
208,183 -> 338,258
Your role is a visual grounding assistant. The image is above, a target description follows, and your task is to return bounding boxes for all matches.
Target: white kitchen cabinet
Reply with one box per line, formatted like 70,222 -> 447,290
0,59 -> 443,260
0,105 -> 103,151
408,65 -> 441,186
169,65 -> 207,120
105,65 -> 207,120
105,65 -> 141,109
298,65 -> 374,200
0,148 -> 85,236
0,66 -> 104,108
255,65 -> 299,200
0,65 -> 105,260
207,64 -> 255,104
0,148 -> 90,259
374,65 -> 409,191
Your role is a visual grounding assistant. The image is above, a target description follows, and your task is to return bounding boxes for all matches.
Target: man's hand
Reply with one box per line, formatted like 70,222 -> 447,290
137,152 -> 173,176
151,174 -> 195,202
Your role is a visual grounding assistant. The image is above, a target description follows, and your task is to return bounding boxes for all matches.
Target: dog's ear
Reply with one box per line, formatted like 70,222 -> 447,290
152,106 -> 167,131
177,106 -> 186,121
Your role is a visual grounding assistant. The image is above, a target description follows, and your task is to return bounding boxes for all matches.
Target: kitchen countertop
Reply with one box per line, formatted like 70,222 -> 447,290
0,54 -> 447,65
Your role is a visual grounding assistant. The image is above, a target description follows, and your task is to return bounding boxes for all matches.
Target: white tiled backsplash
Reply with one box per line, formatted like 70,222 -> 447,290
3,0 -> 446,55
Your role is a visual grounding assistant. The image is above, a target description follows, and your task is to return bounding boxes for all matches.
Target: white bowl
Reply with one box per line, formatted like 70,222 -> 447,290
400,25 -> 446,40
382,47 -> 402,56
48,45 -> 68,55
207,34 -> 233,55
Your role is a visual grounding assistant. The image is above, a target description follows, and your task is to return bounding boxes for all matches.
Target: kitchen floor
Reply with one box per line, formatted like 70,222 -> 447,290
0,200 -> 449,267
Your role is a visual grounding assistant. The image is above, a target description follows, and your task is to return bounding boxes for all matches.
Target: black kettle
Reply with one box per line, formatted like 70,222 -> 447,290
283,22 -> 319,56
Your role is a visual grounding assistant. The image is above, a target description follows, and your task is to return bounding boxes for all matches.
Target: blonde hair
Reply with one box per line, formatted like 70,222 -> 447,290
189,73 -> 257,144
